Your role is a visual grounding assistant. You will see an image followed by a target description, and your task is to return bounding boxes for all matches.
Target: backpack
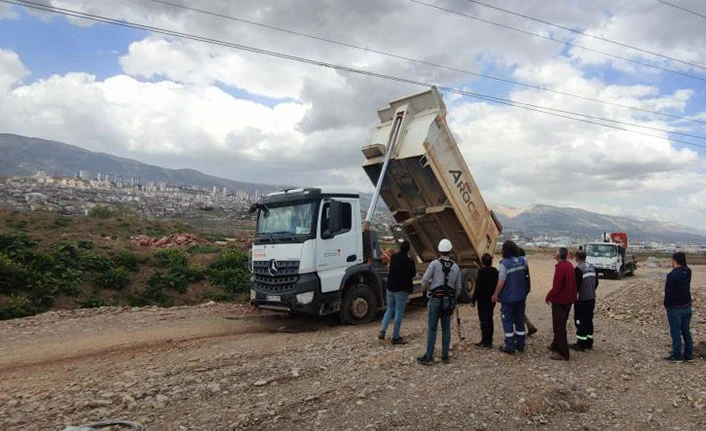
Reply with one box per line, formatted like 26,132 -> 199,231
439,258 -> 456,316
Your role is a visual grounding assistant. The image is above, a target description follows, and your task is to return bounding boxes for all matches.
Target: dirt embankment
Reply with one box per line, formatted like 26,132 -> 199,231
1,256 -> 705,430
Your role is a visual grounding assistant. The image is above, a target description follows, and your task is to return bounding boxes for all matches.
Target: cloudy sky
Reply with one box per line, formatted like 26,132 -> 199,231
1,0 -> 705,230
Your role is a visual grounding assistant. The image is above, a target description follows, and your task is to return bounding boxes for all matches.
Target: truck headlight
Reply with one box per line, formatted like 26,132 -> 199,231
250,289 -> 256,300
296,292 -> 314,305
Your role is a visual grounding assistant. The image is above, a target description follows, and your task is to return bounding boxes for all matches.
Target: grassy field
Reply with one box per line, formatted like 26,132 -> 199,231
0,209 -> 254,320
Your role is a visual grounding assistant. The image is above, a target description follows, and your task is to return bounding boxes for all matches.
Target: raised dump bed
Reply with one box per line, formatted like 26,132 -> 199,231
362,87 -> 502,272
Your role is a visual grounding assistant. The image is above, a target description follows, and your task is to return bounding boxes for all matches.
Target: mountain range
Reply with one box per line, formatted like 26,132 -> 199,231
1,133 -> 704,243
492,204 -> 706,244
0,133 -> 279,194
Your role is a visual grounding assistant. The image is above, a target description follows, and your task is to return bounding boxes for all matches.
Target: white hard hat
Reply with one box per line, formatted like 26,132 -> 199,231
438,238 -> 452,253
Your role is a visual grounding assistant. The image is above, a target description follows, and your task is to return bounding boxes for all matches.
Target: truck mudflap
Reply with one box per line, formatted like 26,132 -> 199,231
251,273 -> 341,316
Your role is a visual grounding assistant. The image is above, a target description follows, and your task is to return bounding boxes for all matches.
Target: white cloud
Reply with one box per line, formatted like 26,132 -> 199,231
0,49 -> 29,90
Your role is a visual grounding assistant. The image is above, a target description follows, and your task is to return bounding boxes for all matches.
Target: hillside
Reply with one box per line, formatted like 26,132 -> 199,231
0,133 -> 279,194
492,203 -> 706,243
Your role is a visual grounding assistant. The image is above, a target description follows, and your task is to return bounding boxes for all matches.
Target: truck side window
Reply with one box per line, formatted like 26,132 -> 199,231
321,202 -> 352,236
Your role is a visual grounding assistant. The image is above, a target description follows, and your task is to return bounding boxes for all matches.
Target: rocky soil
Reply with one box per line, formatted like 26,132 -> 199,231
1,256 -> 704,431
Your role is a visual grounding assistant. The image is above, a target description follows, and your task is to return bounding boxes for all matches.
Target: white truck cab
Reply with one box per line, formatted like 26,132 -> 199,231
249,188 -> 384,323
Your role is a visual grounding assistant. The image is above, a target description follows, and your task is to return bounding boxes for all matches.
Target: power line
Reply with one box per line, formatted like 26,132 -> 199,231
146,0 -> 706,127
408,0 -> 706,83
465,0 -> 706,71
658,0 -> 706,20
5,0 -> 706,149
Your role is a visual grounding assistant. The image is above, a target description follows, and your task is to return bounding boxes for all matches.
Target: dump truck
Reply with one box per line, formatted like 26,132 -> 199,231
249,87 -> 502,324
584,232 -> 637,279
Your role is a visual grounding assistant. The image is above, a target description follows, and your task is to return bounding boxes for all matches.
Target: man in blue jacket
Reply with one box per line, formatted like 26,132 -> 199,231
664,252 -> 693,362
491,240 -> 529,354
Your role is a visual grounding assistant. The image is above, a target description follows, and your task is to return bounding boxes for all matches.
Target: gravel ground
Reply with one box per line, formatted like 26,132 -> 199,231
1,256 -> 704,430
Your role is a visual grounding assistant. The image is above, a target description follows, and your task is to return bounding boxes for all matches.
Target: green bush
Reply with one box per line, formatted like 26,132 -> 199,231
154,249 -> 188,269
0,295 -> 36,320
0,233 -> 36,261
52,216 -> 72,229
77,296 -> 105,309
94,267 -> 131,290
88,206 -> 114,219
127,294 -> 150,307
208,248 -> 250,293
114,250 -> 140,272
148,271 -> 188,294
79,251 -> 114,272
0,253 -> 30,294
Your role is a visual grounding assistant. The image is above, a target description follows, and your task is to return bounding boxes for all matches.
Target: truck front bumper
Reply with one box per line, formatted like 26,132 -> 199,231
250,274 -> 341,316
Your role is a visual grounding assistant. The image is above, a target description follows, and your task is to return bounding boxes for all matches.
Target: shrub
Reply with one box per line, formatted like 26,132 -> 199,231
148,271 -> 188,294
77,296 -> 105,309
208,248 -> 250,293
94,267 -> 131,290
79,251 -> 114,272
114,250 -> 140,272
0,253 -> 30,294
0,295 -> 36,320
88,206 -> 114,219
154,249 -> 188,269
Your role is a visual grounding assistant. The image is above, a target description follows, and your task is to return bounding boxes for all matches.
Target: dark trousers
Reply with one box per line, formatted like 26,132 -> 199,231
501,300 -> 526,351
574,299 -> 595,347
667,307 -> 693,359
550,303 -> 572,359
477,300 -> 495,346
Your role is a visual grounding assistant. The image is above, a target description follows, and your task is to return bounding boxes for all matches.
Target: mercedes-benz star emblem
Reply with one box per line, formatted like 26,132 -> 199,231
268,259 -> 279,275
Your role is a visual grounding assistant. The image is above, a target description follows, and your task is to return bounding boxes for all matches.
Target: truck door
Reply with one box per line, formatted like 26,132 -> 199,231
317,199 -> 360,294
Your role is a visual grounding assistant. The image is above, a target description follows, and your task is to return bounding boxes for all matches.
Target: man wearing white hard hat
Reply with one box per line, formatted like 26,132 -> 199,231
417,238 -> 462,365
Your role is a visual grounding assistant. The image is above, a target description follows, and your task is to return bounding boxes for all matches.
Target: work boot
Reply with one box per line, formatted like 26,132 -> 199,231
391,337 -> 408,345
498,345 -> 515,355
549,352 -> 569,361
441,356 -> 450,364
416,355 -> 433,365
569,343 -> 585,352
378,331 -> 385,341
662,355 -> 682,362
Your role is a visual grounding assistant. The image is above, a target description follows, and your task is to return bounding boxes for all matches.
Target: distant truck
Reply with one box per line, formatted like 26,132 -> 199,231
584,232 -> 637,279
248,87 -> 501,324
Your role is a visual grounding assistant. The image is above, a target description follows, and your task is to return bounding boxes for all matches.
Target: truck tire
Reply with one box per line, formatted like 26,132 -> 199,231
616,267 -> 623,280
340,284 -> 378,325
458,268 -> 477,304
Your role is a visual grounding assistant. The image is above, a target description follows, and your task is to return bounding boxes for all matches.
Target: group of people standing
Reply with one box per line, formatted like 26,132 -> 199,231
378,238 -> 694,364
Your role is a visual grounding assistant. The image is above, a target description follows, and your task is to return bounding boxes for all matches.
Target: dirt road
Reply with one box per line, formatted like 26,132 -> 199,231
1,255 -> 704,430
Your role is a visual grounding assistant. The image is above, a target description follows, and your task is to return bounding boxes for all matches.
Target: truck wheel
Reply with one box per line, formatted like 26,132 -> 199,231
340,284 -> 378,325
615,268 -> 623,280
458,268 -> 477,304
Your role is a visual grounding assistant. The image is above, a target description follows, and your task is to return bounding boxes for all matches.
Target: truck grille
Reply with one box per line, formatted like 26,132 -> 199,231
252,260 -> 300,294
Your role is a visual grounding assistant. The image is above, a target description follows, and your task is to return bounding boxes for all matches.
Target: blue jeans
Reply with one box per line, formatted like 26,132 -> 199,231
425,297 -> 452,360
380,290 -> 409,339
667,307 -> 693,359
501,301 -> 526,351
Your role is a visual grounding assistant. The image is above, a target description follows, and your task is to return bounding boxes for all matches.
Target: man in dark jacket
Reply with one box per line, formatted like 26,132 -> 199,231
379,241 -> 416,344
545,247 -> 577,361
664,252 -> 693,362
571,250 -> 598,351
471,253 -> 498,348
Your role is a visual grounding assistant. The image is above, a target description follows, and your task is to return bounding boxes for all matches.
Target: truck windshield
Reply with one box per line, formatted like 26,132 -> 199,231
585,244 -> 617,258
256,201 -> 317,241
